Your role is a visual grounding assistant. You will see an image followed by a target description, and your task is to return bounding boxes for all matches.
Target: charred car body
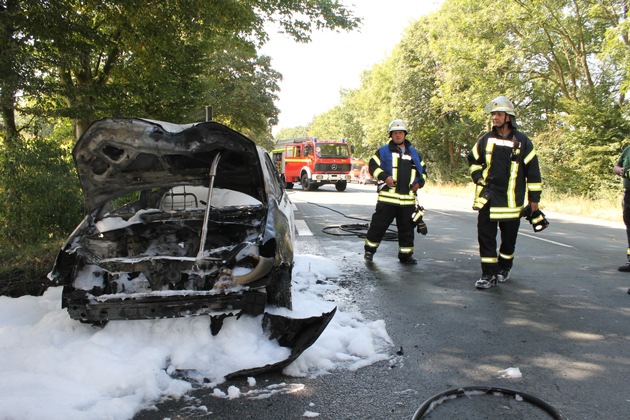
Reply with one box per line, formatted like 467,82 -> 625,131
49,118 -> 299,326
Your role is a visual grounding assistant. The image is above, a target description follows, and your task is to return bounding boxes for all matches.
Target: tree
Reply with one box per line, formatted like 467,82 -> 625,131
309,106 -> 349,140
275,126 -> 309,141
309,96 -> 366,157
505,0 -> 630,194
0,0 -> 50,145
599,0 -> 630,105
0,0 -> 361,253
389,0 -> 630,189
1,0 -> 360,143
333,60 -> 396,158
394,13 -> 482,182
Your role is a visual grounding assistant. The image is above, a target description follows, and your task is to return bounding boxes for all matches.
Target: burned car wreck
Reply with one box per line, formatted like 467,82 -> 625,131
49,119 -> 335,363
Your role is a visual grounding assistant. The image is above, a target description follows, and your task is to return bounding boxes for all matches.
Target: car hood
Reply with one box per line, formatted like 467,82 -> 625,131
74,118 -> 265,213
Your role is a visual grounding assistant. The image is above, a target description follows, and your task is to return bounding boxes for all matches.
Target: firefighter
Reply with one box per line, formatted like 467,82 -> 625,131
364,119 -> 427,264
613,147 -> 630,271
468,96 -> 543,289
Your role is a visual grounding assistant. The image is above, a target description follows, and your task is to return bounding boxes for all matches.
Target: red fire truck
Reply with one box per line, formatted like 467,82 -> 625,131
271,137 -> 352,191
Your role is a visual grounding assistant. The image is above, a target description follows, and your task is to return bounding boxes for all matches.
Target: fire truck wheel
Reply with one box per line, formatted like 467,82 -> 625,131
285,182 -> 294,189
335,181 -> 347,191
301,174 -> 314,191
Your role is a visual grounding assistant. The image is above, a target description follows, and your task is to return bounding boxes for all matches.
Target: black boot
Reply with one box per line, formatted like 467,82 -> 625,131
399,255 -> 417,265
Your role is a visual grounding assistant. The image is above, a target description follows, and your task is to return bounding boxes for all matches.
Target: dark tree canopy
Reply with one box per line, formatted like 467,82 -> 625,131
0,0 -> 360,142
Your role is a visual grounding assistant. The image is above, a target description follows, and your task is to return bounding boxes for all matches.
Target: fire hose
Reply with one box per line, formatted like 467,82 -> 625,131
411,386 -> 567,419
307,202 -> 425,241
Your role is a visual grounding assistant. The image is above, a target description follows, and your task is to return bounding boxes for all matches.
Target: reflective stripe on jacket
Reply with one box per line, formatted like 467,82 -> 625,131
468,128 -> 542,220
369,140 -> 427,206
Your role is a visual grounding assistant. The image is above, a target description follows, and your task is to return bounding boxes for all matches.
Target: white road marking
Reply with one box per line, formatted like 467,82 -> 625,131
295,219 -> 313,236
518,232 -> 574,248
429,209 -> 575,248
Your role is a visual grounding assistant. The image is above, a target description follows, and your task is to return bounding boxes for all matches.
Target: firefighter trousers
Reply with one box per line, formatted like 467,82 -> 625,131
623,190 -> 630,251
477,205 -> 521,275
365,202 -> 415,258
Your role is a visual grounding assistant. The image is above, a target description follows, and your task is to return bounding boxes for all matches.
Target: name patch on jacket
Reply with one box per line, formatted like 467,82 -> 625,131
489,138 -> 514,148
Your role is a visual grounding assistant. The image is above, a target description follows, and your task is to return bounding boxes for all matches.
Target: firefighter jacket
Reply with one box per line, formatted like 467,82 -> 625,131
468,127 -> 542,220
369,139 -> 427,206
617,145 -> 630,190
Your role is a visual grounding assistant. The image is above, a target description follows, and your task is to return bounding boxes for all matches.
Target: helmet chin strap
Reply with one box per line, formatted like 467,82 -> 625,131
494,115 -> 512,131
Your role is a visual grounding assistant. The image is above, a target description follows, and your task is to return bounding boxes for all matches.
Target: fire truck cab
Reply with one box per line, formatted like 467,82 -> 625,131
272,137 -> 352,191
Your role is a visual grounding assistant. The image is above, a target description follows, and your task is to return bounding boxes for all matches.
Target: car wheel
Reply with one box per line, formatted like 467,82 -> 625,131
266,265 -> 292,310
335,180 -> 347,191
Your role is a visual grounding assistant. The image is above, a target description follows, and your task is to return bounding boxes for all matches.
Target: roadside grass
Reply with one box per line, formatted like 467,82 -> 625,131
0,183 -> 623,298
425,183 -> 621,223
542,189 -> 620,222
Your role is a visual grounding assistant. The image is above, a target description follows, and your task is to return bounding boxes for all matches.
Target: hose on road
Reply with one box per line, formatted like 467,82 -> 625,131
411,386 -> 568,420
304,202 -> 399,241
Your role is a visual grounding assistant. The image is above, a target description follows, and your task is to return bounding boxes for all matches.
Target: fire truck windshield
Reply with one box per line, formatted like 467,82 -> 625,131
316,144 -> 349,158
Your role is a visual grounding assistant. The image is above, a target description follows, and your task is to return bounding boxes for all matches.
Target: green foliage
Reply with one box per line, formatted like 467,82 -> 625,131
1,0 -> 360,140
205,54 -> 281,139
0,241 -> 58,297
0,0 -> 361,260
0,121 -> 82,250
535,126 -> 585,195
275,126 -> 309,141
393,15 -> 480,184
5,0 -> 630,260
313,60 -> 397,159
353,60 -> 396,152
309,106 -> 347,140
0,2 -> 362,297
277,0 -> 630,193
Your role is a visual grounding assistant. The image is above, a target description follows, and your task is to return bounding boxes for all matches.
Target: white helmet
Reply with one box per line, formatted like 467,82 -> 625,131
388,119 -> 408,135
484,96 -> 517,127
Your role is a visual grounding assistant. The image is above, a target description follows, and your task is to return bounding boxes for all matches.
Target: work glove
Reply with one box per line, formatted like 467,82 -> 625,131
412,205 -> 428,235
416,219 -> 428,235
521,204 -> 549,232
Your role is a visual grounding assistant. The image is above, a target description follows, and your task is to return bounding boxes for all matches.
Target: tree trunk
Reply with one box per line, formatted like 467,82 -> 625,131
1,99 -> 19,146
73,118 -> 92,141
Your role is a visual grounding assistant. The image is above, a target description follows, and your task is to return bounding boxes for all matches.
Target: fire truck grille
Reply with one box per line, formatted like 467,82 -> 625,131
314,163 -> 351,172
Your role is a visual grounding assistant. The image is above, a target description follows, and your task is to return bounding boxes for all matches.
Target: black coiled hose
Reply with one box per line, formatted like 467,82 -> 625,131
412,386 -> 568,419
306,202 -> 399,241
322,223 -> 398,241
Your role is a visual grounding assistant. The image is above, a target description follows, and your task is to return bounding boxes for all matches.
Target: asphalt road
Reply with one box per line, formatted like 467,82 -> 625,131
135,183 -> 630,420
